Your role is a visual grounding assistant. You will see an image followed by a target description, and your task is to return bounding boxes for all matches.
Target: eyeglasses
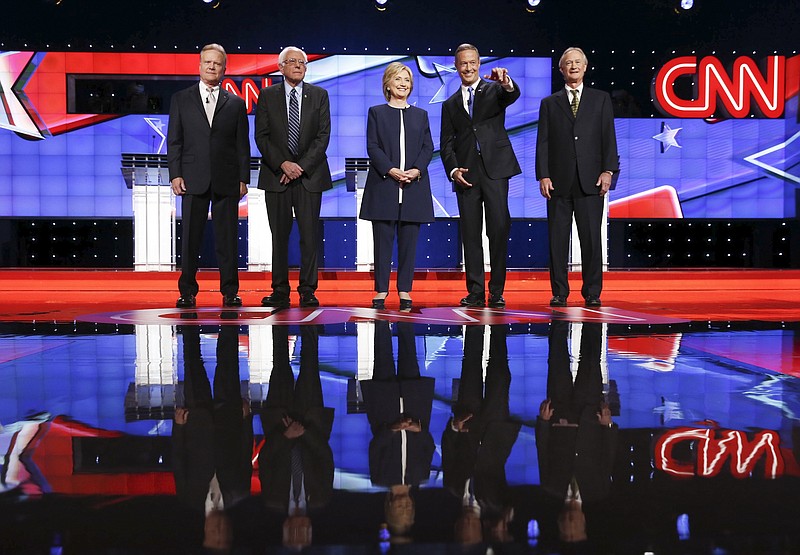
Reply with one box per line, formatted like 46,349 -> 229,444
282,58 -> 307,67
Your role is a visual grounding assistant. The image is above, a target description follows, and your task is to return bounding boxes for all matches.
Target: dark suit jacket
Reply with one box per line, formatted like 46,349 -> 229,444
535,86 -> 619,196
360,104 -> 435,223
254,81 -> 333,193
440,79 -> 521,181
167,83 -> 250,195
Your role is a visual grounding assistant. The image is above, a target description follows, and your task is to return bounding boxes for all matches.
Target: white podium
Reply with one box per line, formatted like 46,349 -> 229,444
345,158 -> 374,271
122,154 -> 175,271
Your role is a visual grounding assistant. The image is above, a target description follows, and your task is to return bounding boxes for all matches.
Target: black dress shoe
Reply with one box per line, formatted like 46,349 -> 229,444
460,294 -> 485,307
223,295 -> 242,307
585,296 -> 602,307
371,298 -> 386,309
261,294 -> 290,308
399,298 -> 413,310
488,294 -> 506,308
299,293 -> 320,308
549,295 -> 567,307
176,295 -> 196,308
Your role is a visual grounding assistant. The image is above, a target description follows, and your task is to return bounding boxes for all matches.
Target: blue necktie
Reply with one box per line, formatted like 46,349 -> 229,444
467,86 -> 474,118
288,88 -> 300,156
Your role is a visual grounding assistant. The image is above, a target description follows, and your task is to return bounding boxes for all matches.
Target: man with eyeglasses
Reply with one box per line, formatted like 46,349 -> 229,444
256,47 -> 332,308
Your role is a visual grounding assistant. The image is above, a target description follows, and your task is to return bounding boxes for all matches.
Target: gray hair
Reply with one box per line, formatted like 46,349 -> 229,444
559,47 -> 588,69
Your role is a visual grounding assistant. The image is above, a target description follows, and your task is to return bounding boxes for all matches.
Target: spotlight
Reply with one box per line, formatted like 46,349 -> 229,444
680,0 -> 694,9
374,0 -> 389,11
526,0 -> 542,12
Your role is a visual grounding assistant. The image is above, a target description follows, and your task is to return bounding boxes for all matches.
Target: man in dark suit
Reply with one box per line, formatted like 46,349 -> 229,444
536,47 -> 619,308
255,46 -> 332,309
168,43 -> 250,308
441,43 -> 521,309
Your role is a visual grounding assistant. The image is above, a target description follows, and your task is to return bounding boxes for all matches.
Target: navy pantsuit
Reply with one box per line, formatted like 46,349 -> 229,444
359,104 -> 434,293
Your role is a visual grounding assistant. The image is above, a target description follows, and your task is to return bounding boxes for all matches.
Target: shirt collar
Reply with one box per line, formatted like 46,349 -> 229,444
199,82 -> 219,94
283,81 -> 304,96
565,83 -> 584,96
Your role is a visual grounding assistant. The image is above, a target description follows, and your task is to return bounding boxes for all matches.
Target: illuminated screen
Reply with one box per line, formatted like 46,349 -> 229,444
1,51 -> 798,219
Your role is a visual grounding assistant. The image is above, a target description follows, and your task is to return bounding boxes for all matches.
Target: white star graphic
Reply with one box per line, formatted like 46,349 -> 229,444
743,130 -> 800,184
653,122 -> 682,152
144,117 -> 167,154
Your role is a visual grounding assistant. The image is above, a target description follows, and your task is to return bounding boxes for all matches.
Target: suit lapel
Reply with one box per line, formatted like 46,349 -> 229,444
448,88 -> 471,124
472,79 -> 487,119
216,89 -> 229,115
298,84 -> 311,141
556,88 -> 574,121
191,86 -> 207,122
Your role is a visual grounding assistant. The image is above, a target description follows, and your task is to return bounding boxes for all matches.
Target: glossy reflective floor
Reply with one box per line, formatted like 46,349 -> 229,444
2,304 -> 800,554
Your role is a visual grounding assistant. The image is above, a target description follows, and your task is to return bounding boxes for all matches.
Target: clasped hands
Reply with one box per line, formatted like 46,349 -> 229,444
283,415 -> 306,439
390,416 -> 422,433
388,167 -> 421,185
280,160 -> 305,185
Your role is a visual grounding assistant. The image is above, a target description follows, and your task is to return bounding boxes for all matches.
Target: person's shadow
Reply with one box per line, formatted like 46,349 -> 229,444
536,321 -> 617,544
443,325 -> 521,544
360,320 -> 435,539
258,325 -> 334,549
172,324 -> 253,550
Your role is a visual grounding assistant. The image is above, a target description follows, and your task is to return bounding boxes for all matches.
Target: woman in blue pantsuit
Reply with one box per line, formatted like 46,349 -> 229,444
360,62 -> 435,310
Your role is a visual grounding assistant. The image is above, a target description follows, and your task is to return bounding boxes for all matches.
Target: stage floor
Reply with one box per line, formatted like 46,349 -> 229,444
1,269 -> 799,553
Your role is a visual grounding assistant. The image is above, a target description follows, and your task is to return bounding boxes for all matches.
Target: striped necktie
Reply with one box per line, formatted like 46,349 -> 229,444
288,88 -> 300,156
570,89 -> 579,117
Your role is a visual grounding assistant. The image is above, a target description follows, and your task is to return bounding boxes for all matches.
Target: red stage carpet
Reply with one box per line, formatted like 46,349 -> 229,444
0,269 -> 797,322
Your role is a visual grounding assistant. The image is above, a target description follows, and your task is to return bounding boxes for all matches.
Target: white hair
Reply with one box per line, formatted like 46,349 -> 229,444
278,46 -> 308,65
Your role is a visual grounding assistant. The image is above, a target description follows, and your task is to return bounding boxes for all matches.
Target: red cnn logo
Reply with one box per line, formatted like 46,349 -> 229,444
653,55 -> 785,118
655,427 -> 785,479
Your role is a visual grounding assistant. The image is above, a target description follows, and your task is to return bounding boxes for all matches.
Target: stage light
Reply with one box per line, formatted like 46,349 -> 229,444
680,0 -> 694,9
374,0 -> 389,11
526,0 -> 541,12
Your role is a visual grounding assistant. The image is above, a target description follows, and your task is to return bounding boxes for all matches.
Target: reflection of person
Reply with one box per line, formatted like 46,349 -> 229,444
535,321 -> 617,544
536,47 -> 619,308
359,62 -> 434,310
440,43 -> 521,309
172,324 -> 253,550
168,43 -> 250,309
443,325 -> 521,544
360,321 -> 435,538
256,46 -> 332,309
258,325 -> 334,549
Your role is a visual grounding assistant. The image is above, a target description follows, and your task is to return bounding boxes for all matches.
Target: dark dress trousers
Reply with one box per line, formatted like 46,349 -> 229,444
167,84 -> 250,298
360,104 -> 435,293
535,86 -> 619,299
255,82 -> 333,297
440,79 -> 521,298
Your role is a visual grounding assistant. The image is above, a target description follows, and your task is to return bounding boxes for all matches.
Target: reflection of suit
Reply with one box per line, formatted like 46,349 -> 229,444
535,322 -> 616,503
361,321 -> 435,487
255,82 -> 332,297
440,79 -> 521,298
535,86 -> 619,299
442,325 -> 520,516
259,326 -> 334,513
360,104 -> 434,293
172,325 -> 253,513
167,84 -> 250,298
